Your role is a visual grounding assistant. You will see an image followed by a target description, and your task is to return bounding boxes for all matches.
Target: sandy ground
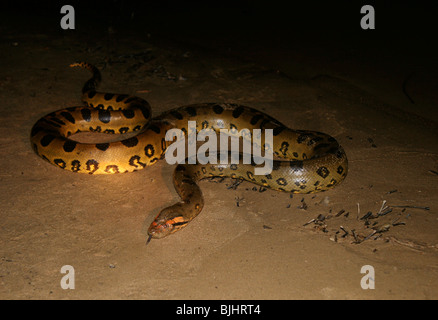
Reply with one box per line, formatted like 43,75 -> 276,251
1,4 -> 437,300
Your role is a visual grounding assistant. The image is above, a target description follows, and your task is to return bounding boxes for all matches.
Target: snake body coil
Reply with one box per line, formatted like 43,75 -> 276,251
30,63 -> 348,240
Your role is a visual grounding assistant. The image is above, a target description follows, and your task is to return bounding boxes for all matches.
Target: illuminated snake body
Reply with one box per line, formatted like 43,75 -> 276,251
30,63 -> 348,240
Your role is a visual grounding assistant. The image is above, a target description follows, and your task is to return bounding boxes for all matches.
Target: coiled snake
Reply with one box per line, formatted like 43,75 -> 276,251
30,63 -> 348,242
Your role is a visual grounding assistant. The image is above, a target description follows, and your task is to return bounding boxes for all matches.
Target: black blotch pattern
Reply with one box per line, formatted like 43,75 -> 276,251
138,103 -> 151,120
297,133 -> 312,144
273,126 -> 286,136
104,165 -> 119,173
232,106 -> 244,118
279,141 -> 289,156
294,179 -> 307,189
125,97 -> 137,104
230,164 -> 238,170
250,114 -> 263,125
336,149 -> 344,159
96,143 -> 110,151
247,171 -> 255,181
40,134 -> 56,147
71,160 -> 81,172
122,109 -> 135,119
213,104 -> 224,114
317,166 -> 330,179
81,108 -> 91,122
98,109 -> 111,124
104,93 -> 114,100
63,140 -> 77,153
337,166 -> 344,174
259,119 -> 270,129
103,129 -> 115,134
41,118 -> 61,128
31,126 -> 44,137
145,144 -> 155,158
327,178 -> 337,187
86,159 -> 99,174
87,91 -> 97,99
185,106 -> 197,116
176,166 -> 186,172
125,102 -> 151,119
148,124 -> 161,134
115,94 -> 129,102
129,155 -> 146,168
119,127 -> 129,134
170,110 -> 184,120
121,136 -> 139,148
308,137 -> 323,146
276,178 -> 287,186
50,117 -> 65,126
89,126 -> 102,132
54,159 -> 66,169
201,121 -> 209,129
60,112 -> 75,124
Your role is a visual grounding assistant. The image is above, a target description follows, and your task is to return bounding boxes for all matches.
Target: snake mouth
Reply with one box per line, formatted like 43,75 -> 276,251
147,215 -> 190,240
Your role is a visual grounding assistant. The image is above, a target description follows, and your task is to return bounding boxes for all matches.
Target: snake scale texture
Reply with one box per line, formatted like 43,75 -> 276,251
30,63 -> 348,241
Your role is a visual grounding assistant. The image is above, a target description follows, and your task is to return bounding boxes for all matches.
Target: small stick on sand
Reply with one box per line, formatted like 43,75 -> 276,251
390,205 -> 430,210
357,203 -> 360,220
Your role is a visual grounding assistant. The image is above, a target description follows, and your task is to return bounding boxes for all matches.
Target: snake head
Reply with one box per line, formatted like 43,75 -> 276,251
147,206 -> 189,240
148,217 -> 175,239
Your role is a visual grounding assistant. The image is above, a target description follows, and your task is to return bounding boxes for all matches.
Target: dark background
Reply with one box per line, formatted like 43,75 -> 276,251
0,0 -> 436,121
1,1 -> 436,49
1,1 -> 437,123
